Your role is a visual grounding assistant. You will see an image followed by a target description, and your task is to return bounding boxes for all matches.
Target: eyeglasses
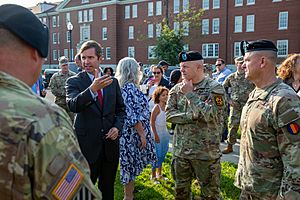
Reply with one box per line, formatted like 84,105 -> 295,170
216,64 -> 222,67
152,72 -> 161,75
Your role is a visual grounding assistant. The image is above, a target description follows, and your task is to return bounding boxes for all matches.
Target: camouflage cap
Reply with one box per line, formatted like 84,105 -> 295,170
58,56 -> 69,66
234,56 -> 244,63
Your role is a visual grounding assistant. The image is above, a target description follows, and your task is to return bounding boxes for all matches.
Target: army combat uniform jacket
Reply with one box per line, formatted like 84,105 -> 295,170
0,72 -> 101,199
166,77 -> 228,160
235,79 -> 300,199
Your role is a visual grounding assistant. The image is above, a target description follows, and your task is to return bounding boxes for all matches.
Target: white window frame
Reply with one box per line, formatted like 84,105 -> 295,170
272,0 -> 282,2
202,43 -> 219,58
183,44 -> 189,51
202,0 -> 209,10
247,0 -> 255,5
234,42 -> 242,57
128,46 -> 135,58
156,1 -> 162,16
202,19 -> 209,35
235,0 -> 243,6
132,4 -> 138,18
148,46 -> 157,59
106,47 -> 111,60
156,23 -> 162,37
279,11 -> 288,30
52,33 -> 57,44
78,11 -> 83,23
102,7 -> 107,20
66,31 -> 70,43
52,16 -> 57,27
174,21 -> 180,35
148,24 -> 154,38
129,26 -> 134,39
277,40 -> 288,57
83,10 -> 88,22
82,0 -> 89,3
125,5 -> 130,19
66,13 -> 70,23
64,49 -> 68,57
88,9 -> 93,22
174,0 -> 180,13
102,27 -> 107,40
212,18 -> 219,34
57,16 -> 60,27
57,32 -> 60,44
234,16 -> 243,33
53,50 -> 57,61
80,25 -> 90,42
183,21 -> 189,36
213,0 -> 220,9
183,0 -> 189,12
246,15 -> 255,32
148,2 -> 154,16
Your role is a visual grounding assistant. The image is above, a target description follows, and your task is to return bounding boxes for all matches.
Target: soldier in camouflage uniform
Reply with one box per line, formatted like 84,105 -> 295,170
0,4 -> 102,199
235,39 -> 300,199
222,56 -> 255,154
49,56 -> 76,121
166,51 -> 227,200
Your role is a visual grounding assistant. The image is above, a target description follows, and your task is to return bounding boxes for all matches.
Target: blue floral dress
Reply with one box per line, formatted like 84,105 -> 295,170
119,83 -> 157,184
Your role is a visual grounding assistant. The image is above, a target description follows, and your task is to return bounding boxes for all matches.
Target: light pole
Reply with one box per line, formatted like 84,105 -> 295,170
67,21 -> 73,61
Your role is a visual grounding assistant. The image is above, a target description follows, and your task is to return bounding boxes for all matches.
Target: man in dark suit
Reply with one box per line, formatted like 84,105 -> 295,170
66,40 -> 125,200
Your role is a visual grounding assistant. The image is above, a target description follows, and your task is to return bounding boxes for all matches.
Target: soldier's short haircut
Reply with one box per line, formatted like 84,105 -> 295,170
79,40 -> 102,59
216,58 -> 225,64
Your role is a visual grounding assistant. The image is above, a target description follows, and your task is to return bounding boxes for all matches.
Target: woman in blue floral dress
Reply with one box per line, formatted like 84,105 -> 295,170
115,57 -> 157,200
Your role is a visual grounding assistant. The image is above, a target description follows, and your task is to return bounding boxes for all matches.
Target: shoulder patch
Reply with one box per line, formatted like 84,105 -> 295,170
287,122 -> 300,135
214,95 -> 224,107
52,164 -> 83,200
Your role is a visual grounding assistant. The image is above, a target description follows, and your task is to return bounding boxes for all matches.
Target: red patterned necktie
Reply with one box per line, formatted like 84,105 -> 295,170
97,90 -> 103,107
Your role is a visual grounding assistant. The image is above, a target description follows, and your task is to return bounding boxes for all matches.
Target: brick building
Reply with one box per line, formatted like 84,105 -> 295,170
32,0 -> 300,68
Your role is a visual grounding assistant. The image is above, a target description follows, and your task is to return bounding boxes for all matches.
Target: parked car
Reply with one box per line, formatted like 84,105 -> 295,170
43,68 -> 60,88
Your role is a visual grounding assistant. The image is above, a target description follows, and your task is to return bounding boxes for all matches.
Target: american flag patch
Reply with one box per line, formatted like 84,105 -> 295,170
52,164 -> 83,200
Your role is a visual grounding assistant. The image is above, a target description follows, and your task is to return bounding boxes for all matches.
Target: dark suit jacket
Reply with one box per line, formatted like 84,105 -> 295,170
66,71 -> 125,164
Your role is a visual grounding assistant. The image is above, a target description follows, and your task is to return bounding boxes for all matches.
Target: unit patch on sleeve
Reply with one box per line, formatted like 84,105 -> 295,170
214,95 -> 224,107
287,122 -> 300,135
52,164 -> 83,200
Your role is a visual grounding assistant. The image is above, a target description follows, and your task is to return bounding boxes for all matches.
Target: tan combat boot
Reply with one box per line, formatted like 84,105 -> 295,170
222,144 -> 233,154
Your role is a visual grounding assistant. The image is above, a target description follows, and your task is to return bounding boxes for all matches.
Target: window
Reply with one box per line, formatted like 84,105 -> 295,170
183,0 -> 189,12
88,9 -> 93,22
128,46 -> 135,58
246,15 -> 255,32
279,11 -> 288,30
156,23 -> 162,37
57,33 -> 60,44
148,46 -> 156,59
247,0 -> 255,5
52,33 -> 57,44
125,6 -> 130,19
234,16 -> 243,33
67,31 -> 70,43
148,24 -> 154,38
132,4 -> 138,18
52,16 -> 57,27
213,0 -> 220,8
174,0 -> 179,13
202,43 -> 219,58
148,2 -> 154,16
42,17 -> 47,24
102,27 -> 107,40
234,42 -> 242,57
273,0 -> 282,2
212,18 -> 219,34
174,22 -> 180,35
277,40 -> 288,57
53,50 -> 57,61
106,47 -> 111,60
80,25 -> 90,41
235,0 -> 243,6
183,21 -> 189,36
57,16 -> 60,27
156,1 -> 162,16
66,13 -> 70,23
183,44 -> 189,51
83,10 -> 88,22
129,26 -> 134,39
102,7 -> 107,20
82,0 -> 89,3
57,50 -> 60,59
202,19 -> 209,35
202,0 -> 209,10
64,49 -> 68,57
78,11 -> 82,23
101,48 -> 104,60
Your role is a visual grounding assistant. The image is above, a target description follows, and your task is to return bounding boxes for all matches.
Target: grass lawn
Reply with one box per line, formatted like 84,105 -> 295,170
113,153 -> 240,200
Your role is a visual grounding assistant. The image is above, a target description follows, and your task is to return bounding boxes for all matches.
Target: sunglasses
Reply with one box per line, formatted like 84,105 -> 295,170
152,72 -> 161,74
216,64 -> 222,67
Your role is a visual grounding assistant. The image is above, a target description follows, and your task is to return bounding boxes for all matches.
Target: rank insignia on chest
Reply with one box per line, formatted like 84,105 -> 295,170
52,164 -> 83,200
214,95 -> 224,107
287,122 -> 300,135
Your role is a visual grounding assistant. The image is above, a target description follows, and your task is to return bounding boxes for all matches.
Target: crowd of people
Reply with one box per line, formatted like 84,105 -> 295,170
1,4 -> 300,200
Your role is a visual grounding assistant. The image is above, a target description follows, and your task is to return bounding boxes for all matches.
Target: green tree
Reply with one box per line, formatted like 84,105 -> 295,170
154,7 -> 204,66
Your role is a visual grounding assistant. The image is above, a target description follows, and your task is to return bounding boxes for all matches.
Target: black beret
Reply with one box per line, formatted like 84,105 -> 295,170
240,39 -> 278,56
0,4 -> 49,58
178,51 -> 203,63
158,60 -> 170,67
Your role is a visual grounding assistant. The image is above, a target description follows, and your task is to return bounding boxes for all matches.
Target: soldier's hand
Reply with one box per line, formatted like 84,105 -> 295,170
181,79 -> 193,94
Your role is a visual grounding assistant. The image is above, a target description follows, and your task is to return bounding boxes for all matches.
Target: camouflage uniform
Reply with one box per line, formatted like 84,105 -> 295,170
166,77 -> 227,200
0,72 -> 102,199
49,70 -> 75,121
235,79 -> 300,199
222,71 -> 254,144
